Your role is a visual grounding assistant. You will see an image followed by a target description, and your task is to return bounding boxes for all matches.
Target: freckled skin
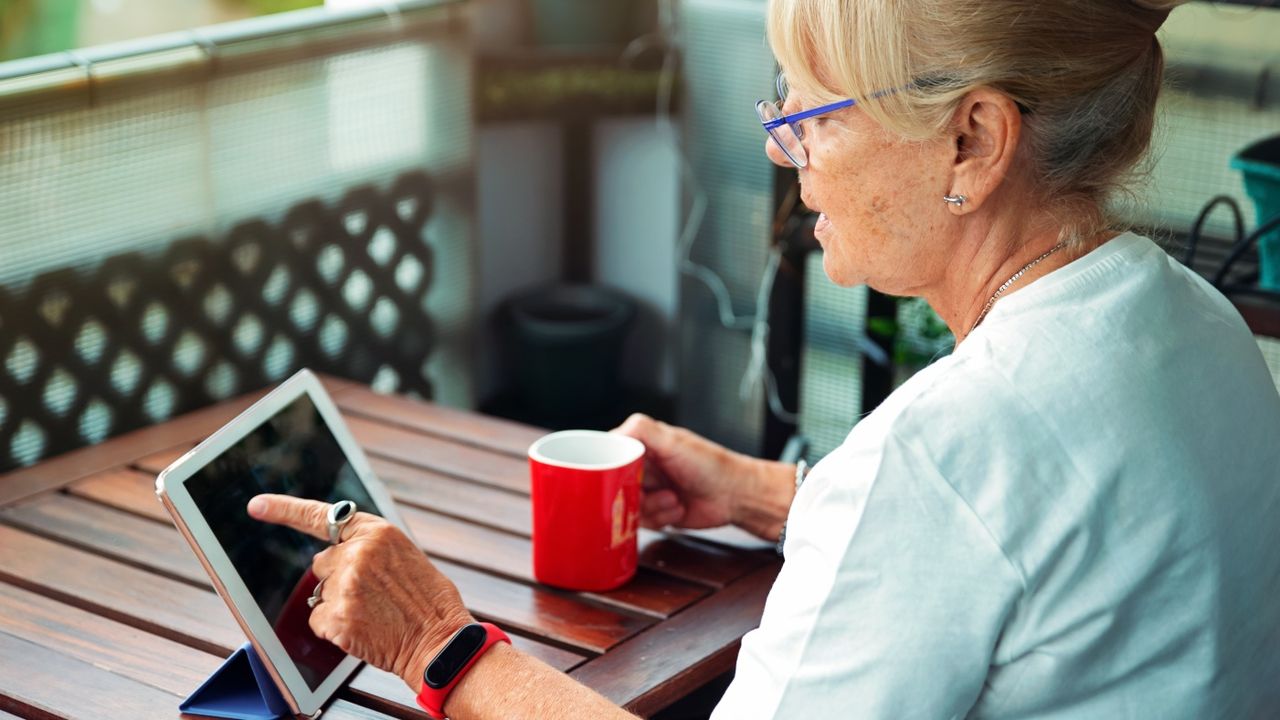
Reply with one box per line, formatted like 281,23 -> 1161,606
769,110 -> 955,295
765,84 -> 1096,342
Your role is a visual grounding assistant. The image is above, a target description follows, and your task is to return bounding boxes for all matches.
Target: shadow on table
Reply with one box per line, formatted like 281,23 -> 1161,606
651,671 -> 734,720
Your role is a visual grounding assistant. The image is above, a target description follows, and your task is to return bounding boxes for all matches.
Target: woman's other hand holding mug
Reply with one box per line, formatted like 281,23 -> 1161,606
612,414 -> 796,540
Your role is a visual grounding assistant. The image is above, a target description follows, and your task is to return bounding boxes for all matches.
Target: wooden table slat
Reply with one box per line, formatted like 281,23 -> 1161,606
0,524 -> 243,656
0,631 -> 192,720
2,494 -> 210,585
437,560 -> 651,654
346,416 -> 531,495
64,458 -> 721,617
69,458 -> 713,619
67,456 -> 757,614
398,506 -> 709,619
116,412 -> 771,592
327,699 -> 415,720
2,494 -> 650,655
0,628 -> 396,720
374,450 -> 771,591
372,456 -> 532,535
637,530 -> 774,589
333,385 -> 546,459
0,581 -> 223,697
570,563 -> 780,717
317,374 -> 366,398
1234,297 -> 1280,339
132,451 -> 519,534
0,523 -> 583,713
131,415 -> 532,496
131,445 -> 190,478
3,516 -> 588,675
66,468 -> 170,523
344,668 -> 428,719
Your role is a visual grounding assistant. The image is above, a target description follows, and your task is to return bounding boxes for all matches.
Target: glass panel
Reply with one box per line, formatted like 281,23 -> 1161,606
0,0 -> 326,63
0,5 -> 474,471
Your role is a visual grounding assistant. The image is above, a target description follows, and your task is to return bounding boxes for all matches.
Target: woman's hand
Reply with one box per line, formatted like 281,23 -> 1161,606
613,414 -> 792,538
247,494 -> 473,691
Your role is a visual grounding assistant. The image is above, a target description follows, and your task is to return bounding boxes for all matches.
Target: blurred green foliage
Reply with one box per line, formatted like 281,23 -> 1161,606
0,0 -> 324,63
0,0 -> 78,62
237,0 -> 324,14
480,62 -> 669,121
867,296 -> 954,387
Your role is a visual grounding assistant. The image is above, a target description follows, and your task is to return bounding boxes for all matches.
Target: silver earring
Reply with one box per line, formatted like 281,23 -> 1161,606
943,194 -> 967,207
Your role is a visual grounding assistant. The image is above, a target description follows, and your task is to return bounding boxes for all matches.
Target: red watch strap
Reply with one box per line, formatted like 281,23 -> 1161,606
416,622 -> 510,719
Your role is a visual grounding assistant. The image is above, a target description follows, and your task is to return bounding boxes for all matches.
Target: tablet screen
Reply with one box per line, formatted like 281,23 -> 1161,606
185,393 -> 381,690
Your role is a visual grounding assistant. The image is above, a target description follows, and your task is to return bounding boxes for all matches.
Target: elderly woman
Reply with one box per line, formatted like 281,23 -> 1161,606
250,0 -> 1280,716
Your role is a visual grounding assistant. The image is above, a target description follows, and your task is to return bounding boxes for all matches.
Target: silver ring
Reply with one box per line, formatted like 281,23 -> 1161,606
943,194 -> 967,207
307,577 -> 325,609
327,500 -> 357,545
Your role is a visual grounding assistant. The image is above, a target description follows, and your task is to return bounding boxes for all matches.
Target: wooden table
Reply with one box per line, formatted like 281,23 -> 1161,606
0,376 -> 781,719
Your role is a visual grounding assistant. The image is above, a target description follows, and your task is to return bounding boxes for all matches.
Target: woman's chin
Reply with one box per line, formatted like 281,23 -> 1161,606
821,253 -> 854,287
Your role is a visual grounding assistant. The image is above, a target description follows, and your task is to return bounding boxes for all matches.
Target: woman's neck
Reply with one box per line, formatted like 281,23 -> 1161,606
926,216 -> 1107,346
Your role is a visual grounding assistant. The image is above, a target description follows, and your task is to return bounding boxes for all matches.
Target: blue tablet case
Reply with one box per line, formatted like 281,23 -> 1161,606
180,642 -> 291,720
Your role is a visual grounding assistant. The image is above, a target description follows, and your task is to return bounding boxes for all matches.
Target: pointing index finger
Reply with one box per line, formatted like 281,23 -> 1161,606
247,494 -> 333,541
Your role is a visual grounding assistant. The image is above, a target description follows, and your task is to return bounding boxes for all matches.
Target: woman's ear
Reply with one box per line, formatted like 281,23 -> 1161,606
945,88 -> 1023,214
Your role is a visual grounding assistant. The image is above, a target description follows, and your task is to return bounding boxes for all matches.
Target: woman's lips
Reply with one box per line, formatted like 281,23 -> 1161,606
815,212 -> 831,234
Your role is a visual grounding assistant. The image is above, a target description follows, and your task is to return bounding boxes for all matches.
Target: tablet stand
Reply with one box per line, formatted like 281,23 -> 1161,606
181,642 -> 291,720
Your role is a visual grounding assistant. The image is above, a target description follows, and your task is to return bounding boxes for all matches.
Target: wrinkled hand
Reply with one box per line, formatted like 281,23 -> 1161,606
247,494 -> 473,690
612,414 -> 752,531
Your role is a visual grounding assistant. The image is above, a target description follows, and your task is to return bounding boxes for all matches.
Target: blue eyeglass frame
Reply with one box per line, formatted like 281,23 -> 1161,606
757,73 -> 903,167
759,98 -> 857,131
758,72 -> 857,133
756,99 -> 855,168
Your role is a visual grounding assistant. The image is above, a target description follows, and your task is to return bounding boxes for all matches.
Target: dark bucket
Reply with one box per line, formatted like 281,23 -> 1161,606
506,285 -> 636,423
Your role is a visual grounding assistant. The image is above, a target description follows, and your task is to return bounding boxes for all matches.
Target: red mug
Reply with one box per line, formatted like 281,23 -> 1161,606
529,430 -> 645,591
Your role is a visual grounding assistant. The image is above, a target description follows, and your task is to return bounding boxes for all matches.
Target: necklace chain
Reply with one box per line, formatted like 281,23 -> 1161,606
969,242 -> 1067,334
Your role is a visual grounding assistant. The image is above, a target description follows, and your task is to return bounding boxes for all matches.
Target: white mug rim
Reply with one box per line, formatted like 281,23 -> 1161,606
528,430 -> 645,471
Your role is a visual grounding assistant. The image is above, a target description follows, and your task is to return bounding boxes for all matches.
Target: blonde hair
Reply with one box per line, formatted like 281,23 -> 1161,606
767,0 -> 1185,246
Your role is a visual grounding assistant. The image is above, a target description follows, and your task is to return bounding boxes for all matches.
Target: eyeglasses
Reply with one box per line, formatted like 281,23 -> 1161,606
756,73 -> 902,168
757,74 -> 1032,168
755,73 -> 855,168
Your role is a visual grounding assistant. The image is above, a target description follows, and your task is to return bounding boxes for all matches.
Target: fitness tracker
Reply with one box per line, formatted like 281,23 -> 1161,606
416,622 -> 511,719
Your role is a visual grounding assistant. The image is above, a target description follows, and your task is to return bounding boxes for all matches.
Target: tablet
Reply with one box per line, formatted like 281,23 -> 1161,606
157,369 -> 409,718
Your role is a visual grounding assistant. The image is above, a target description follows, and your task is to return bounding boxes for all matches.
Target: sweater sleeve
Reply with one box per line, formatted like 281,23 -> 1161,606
712,429 -> 1025,720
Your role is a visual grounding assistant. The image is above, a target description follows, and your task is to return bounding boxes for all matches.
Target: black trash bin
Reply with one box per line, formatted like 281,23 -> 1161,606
505,284 -> 637,425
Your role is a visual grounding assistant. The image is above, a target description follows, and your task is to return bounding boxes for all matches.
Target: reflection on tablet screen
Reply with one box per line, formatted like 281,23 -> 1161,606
186,394 -> 379,689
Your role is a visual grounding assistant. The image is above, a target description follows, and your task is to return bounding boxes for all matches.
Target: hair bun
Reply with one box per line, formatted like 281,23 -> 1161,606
1130,0 -> 1186,9
1129,0 -> 1183,32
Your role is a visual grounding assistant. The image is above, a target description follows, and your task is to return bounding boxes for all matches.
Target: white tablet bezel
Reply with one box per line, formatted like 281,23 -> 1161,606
156,369 -> 411,718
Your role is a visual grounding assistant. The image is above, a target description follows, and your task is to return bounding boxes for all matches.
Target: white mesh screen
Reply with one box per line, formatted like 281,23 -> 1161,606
0,2 -> 474,469
677,0 -> 775,455
798,253 -> 867,459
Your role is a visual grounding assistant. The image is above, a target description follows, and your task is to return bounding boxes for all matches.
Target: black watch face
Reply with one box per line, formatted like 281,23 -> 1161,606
425,624 -> 487,689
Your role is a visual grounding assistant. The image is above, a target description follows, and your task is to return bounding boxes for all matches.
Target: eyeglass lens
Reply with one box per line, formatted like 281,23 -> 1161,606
759,73 -> 807,167
758,103 -> 806,167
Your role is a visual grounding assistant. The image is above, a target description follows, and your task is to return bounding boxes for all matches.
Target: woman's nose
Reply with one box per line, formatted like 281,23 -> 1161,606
764,136 -> 793,168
